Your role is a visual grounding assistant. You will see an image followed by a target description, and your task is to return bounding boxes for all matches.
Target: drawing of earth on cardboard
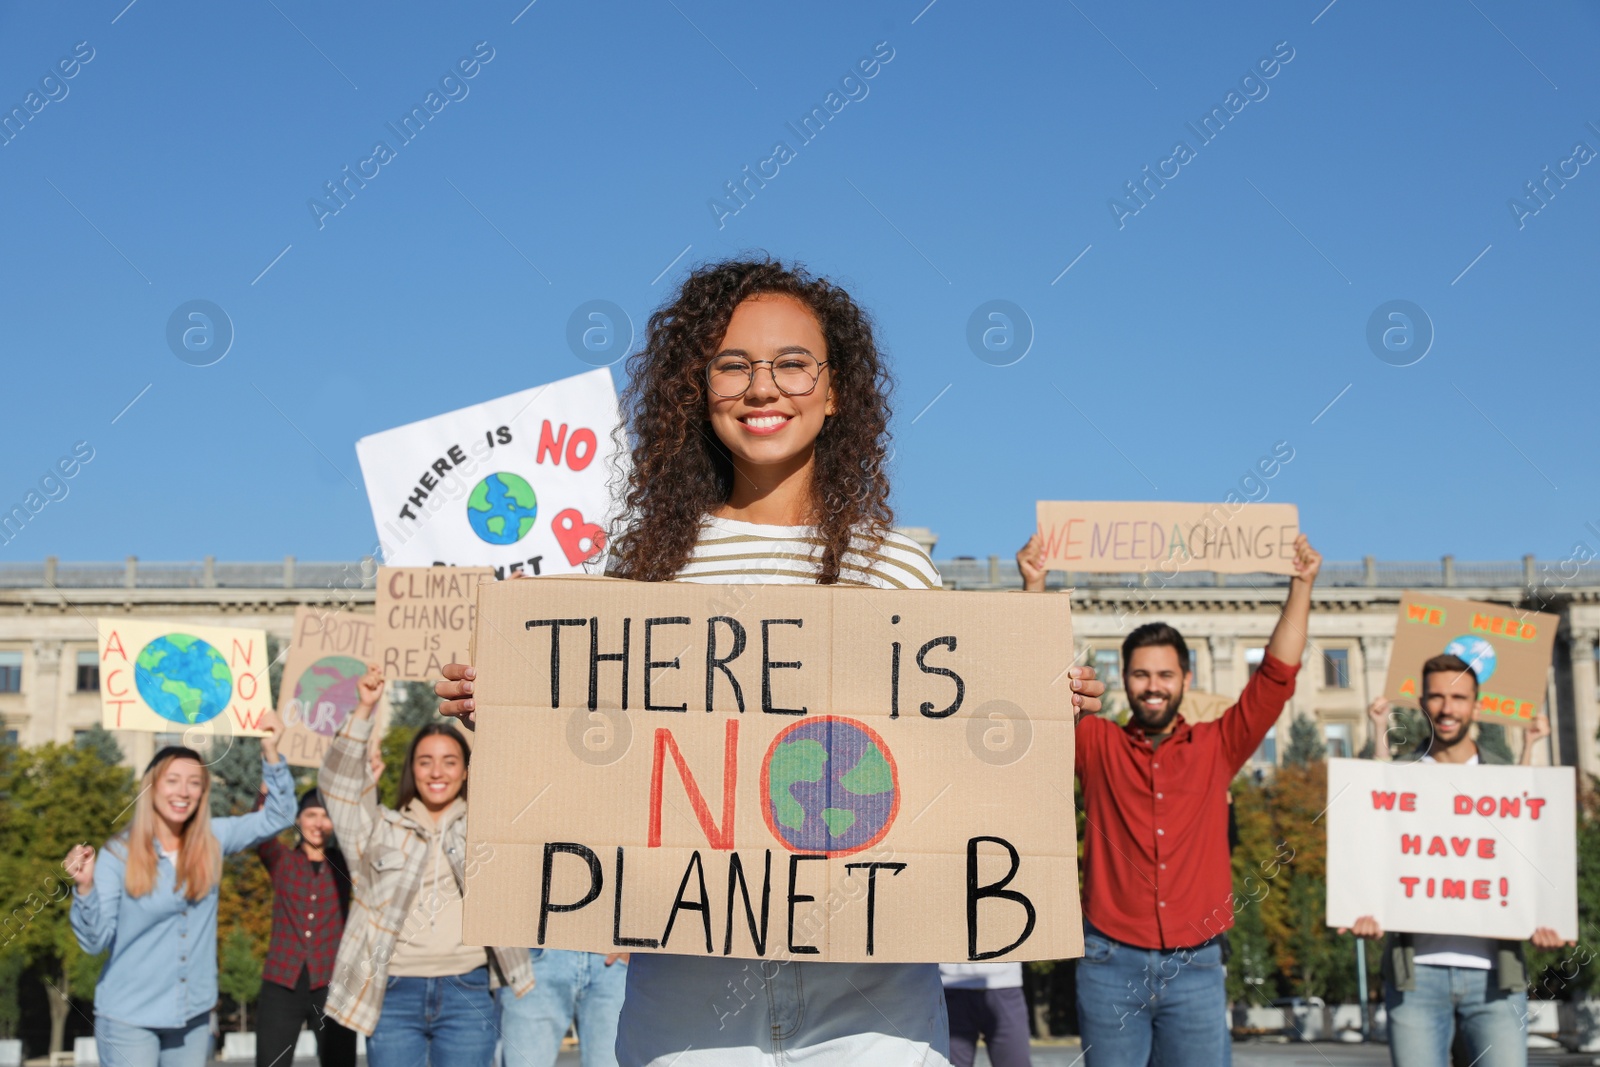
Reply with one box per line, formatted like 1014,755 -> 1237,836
135,634 -> 232,725
761,716 -> 899,856
1445,635 -> 1498,684
291,655 -> 367,736
467,472 -> 538,545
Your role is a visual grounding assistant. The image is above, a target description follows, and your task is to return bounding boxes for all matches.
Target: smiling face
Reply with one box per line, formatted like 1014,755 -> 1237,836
411,733 -> 467,811
297,805 -> 333,849
1123,645 -> 1192,735
1421,668 -> 1477,749
705,293 -> 835,478
152,757 -> 205,831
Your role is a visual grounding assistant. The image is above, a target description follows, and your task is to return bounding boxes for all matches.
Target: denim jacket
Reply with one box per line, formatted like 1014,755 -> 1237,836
71,757 -> 295,1028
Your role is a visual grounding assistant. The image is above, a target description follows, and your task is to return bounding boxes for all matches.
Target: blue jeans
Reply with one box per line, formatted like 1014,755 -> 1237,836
1385,965 -> 1527,1067
94,1012 -> 210,1067
1075,922 -> 1227,1067
368,966 -> 499,1067
498,950 -> 627,1067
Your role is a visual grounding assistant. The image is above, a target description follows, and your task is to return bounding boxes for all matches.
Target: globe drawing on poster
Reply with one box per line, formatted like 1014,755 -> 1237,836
134,634 -> 233,725
356,368 -> 622,578
1444,635 -> 1498,684
290,655 -> 367,737
762,716 -> 900,856
467,472 -> 538,545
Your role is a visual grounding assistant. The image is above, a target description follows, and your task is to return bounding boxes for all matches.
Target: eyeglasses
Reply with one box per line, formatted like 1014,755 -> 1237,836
706,354 -> 829,398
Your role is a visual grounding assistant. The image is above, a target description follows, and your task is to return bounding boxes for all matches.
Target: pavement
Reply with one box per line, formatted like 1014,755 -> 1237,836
285,1041 -> 1596,1065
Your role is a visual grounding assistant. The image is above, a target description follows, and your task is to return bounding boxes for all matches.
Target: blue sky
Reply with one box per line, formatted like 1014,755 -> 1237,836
2,0 -> 1596,566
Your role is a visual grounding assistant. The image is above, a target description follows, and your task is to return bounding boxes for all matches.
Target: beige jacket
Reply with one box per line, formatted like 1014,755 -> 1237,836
319,715 -> 534,1035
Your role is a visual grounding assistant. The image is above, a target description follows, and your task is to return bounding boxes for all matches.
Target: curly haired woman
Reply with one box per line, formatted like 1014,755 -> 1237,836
439,258 -> 1104,1065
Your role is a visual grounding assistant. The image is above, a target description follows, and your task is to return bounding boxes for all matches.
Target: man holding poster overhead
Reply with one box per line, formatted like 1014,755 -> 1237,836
1346,653 -> 1569,1067
1019,531 -> 1321,1067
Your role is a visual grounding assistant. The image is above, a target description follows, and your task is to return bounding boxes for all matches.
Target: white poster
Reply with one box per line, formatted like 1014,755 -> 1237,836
356,369 -> 622,578
1325,758 -> 1578,941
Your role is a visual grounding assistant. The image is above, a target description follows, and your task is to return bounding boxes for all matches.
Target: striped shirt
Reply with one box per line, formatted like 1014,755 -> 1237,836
669,515 -> 942,589
616,516 -> 952,1067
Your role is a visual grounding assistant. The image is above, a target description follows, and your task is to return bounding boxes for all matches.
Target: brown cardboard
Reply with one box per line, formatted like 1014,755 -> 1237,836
278,607 -> 390,768
1036,501 -> 1300,576
1383,591 -> 1558,727
375,566 -> 494,680
463,578 -> 1081,964
1179,690 -> 1232,725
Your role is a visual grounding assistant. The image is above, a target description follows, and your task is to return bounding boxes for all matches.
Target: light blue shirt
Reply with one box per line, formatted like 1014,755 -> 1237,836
71,757 -> 295,1028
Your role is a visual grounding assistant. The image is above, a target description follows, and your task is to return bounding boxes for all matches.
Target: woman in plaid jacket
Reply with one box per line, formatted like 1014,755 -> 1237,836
318,668 -> 534,1067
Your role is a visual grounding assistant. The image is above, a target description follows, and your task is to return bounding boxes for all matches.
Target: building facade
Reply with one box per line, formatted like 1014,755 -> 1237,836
2,548 -> 1597,778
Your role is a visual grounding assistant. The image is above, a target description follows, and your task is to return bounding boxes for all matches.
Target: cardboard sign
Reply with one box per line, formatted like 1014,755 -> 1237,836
97,619 -> 272,737
1035,501 -> 1299,576
1383,591 -> 1558,726
277,607 -> 389,768
375,566 -> 494,680
1324,758 -> 1577,940
356,369 -> 622,579
463,578 -> 1081,964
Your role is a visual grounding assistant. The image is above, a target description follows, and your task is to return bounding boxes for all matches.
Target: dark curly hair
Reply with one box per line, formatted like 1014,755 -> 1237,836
611,258 -> 894,583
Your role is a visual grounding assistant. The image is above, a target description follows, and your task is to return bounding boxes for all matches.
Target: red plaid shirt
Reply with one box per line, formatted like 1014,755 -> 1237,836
258,835 -> 351,990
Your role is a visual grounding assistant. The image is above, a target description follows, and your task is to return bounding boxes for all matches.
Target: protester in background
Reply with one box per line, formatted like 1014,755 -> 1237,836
940,962 -> 1033,1067
438,259 -> 1106,1066
1017,531 -> 1320,1067
1368,694 -> 1551,765
252,784 -> 356,1067
1347,655 -> 1569,1067
320,667 -> 533,1067
67,714 -> 294,1067
498,950 -> 628,1067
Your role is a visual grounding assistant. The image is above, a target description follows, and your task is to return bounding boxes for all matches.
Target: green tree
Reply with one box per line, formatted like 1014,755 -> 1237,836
0,742 -> 132,1054
217,927 -> 261,1033
73,725 -> 123,767
0,951 -> 21,1040
1475,721 -> 1514,765
1282,714 -> 1326,766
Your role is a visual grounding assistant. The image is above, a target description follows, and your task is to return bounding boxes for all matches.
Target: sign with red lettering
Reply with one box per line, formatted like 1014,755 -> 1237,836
355,369 -> 622,579
96,618 -> 272,737
462,577 -> 1082,963
1325,758 -> 1577,940
277,607 -> 391,767
375,566 -> 494,681
1384,591 -> 1559,726
1035,501 -> 1299,576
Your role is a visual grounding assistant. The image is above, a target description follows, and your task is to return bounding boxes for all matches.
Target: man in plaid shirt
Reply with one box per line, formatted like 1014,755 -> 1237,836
255,785 -> 357,1067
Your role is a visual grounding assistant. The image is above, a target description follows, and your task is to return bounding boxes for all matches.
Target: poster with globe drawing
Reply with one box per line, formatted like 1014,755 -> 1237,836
355,369 -> 622,580
277,606 -> 392,768
461,577 -> 1082,964
1383,591 -> 1559,728
97,618 -> 273,737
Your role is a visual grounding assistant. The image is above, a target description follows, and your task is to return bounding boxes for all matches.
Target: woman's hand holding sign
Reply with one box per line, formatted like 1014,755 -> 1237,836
437,662 -> 475,726
65,843 -> 95,896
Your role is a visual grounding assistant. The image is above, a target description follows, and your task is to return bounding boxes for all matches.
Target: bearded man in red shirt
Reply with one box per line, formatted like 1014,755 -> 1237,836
1018,533 -> 1322,1066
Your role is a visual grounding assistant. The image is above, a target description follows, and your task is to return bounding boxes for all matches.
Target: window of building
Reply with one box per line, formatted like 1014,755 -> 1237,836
1245,647 -> 1265,678
1323,648 -> 1351,689
1253,725 -> 1277,764
1092,648 -> 1122,692
0,651 -> 21,693
1324,722 -> 1353,759
76,650 -> 100,692
2,730 -> 16,746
